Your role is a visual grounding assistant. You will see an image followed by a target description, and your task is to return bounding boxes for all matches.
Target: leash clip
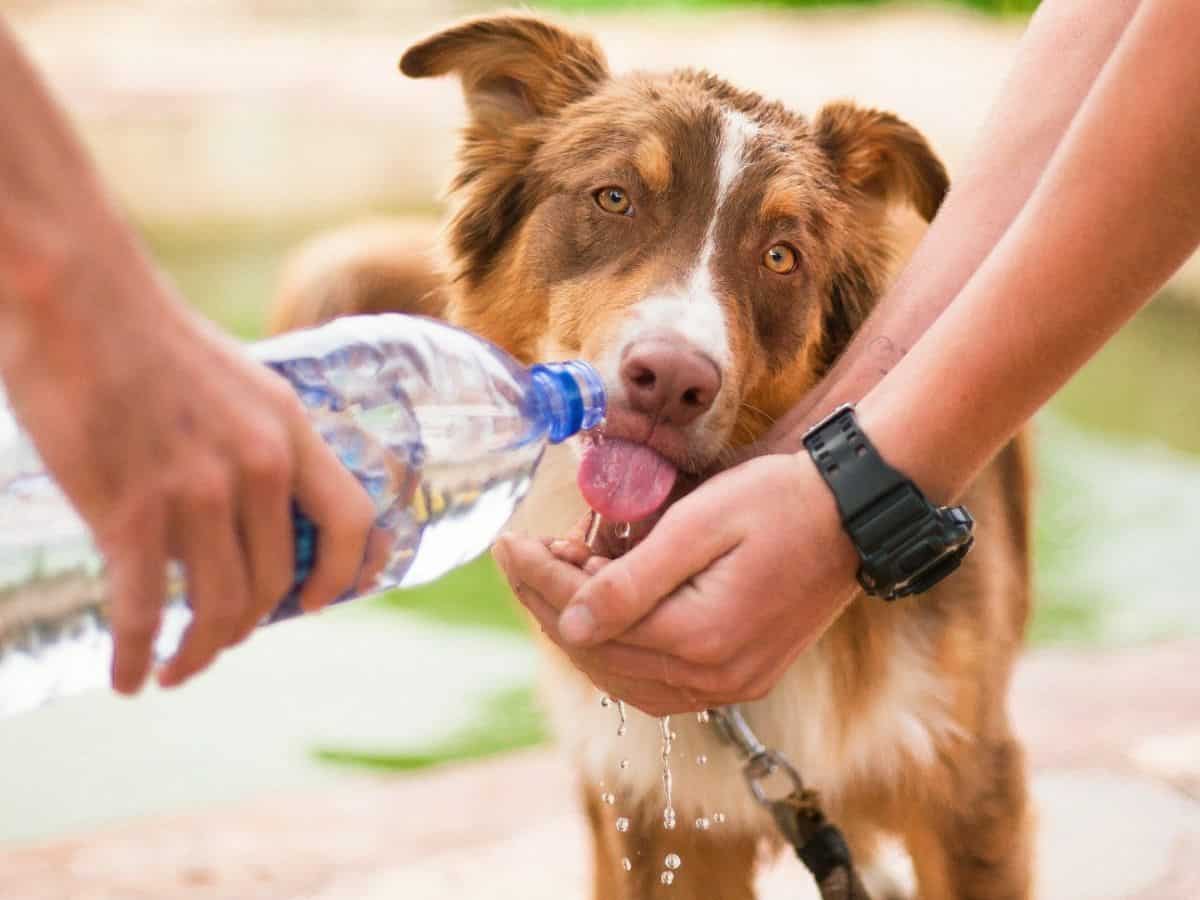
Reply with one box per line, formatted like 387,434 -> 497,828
707,706 -> 806,807
708,704 -> 871,899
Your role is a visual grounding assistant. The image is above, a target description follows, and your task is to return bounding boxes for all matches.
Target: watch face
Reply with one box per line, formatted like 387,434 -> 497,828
861,510 -> 975,599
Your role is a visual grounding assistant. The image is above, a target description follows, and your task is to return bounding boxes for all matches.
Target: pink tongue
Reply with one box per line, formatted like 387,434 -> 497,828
578,438 -> 678,523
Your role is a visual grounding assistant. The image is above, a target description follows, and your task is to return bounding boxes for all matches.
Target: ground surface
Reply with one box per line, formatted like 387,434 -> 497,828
4,640 -> 1198,899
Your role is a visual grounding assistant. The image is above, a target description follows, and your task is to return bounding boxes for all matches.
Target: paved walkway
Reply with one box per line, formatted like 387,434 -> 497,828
4,640 -> 1197,899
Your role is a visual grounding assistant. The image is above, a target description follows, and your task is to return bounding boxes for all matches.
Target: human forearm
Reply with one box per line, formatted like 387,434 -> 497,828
0,18 -> 378,691
862,0 -> 1200,502
0,20 -> 144,329
764,0 -> 1141,451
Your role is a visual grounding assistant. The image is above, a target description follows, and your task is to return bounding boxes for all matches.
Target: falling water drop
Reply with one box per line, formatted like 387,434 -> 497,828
618,521 -> 633,540
696,754 -> 708,767
600,695 -> 612,708
665,854 -> 682,871
585,510 -> 603,550
601,792 -> 616,806
695,817 -> 711,831
616,817 -> 630,833
696,710 -> 711,724
620,758 -> 630,770
617,700 -> 628,737
622,858 -> 633,872
660,871 -> 675,886
660,716 -> 676,831
713,812 -> 726,825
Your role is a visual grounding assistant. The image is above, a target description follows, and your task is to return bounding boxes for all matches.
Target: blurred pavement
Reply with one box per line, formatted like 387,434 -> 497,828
3,640 -> 1198,899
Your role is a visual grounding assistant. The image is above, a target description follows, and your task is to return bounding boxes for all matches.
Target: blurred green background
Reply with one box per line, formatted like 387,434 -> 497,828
3,0 -> 1198,843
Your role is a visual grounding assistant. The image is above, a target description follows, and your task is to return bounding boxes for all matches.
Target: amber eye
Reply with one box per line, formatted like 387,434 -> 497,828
595,186 -> 633,216
763,243 -> 799,275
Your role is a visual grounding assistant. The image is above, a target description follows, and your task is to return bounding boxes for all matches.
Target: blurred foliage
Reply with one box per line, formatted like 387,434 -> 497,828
543,0 -> 1040,15
371,554 -> 527,633
312,685 -> 546,770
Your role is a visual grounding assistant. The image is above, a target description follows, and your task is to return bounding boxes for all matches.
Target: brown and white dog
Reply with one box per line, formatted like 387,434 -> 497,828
270,14 -> 1035,899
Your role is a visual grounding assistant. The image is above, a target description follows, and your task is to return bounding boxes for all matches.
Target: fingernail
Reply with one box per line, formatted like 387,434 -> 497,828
559,604 -> 596,645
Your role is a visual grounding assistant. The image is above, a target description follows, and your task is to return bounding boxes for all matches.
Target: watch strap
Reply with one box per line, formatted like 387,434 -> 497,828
803,405 -> 974,600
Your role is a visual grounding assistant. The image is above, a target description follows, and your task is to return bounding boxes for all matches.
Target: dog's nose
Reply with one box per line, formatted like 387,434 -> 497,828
620,340 -> 721,427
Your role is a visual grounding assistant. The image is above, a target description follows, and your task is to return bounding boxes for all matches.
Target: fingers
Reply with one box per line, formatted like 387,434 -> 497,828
517,582 -> 705,715
289,421 -> 376,613
105,500 -> 168,695
159,470 -> 251,688
354,525 -> 392,594
235,428 -> 295,639
495,534 -> 589,614
558,493 -> 739,648
583,556 -> 609,575
547,538 -> 592,567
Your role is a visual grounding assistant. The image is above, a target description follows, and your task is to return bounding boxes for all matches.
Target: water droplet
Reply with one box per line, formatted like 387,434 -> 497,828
660,716 -> 675,827
696,710 -> 711,724
670,731 -> 678,741
665,853 -> 682,870
660,871 -> 675,886
621,857 -> 632,872
619,758 -> 630,769
616,817 -> 630,833
586,511 -> 604,551
600,695 -> 612,708
617,724 -> 627,737
617,521 -> 633,540
602,792 -> 616,805
696,754 -> 708,766
617,700 -> 628,737
713,812 -> 726,824
695,817 -> 711,831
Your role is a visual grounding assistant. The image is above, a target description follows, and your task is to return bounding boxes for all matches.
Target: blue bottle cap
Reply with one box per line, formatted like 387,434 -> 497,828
530,361 -> 607,443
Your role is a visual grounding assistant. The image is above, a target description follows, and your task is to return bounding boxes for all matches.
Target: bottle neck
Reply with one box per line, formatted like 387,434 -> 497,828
529,361 -> 607,443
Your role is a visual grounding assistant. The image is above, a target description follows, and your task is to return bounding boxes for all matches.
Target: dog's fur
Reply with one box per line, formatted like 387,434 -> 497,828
270,14 -> 1034,899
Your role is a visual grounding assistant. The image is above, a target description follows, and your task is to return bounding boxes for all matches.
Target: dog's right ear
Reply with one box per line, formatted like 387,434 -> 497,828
400,15 -> 609,133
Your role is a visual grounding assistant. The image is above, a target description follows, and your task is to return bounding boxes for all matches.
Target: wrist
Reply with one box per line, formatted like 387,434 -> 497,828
1,213 -> 187,386
784,447 -> 860,575
854,387 -> 964,507
800,404 -> 976,600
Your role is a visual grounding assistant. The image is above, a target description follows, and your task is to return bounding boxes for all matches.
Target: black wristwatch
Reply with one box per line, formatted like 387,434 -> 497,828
802,404 -> 974,601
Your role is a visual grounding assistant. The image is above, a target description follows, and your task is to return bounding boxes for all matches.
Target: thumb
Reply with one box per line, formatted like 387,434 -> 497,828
557,491 -> 738,647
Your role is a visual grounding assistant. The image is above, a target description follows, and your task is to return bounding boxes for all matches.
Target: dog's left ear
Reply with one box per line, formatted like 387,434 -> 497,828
400,14 -> 609,133
815,101 -> 948,222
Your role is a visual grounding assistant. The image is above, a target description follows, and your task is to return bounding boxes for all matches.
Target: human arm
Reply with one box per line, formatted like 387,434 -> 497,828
0,20 -> 376,693
861,0 -> 1200,502
495,0 -> 1200,714
758,0 -> 1145,452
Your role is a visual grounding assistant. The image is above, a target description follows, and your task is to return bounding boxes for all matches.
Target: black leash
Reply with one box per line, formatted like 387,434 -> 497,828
708,707 -> 872,900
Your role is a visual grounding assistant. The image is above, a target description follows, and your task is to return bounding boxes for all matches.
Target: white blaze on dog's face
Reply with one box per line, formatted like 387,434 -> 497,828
401,15 -> 948,526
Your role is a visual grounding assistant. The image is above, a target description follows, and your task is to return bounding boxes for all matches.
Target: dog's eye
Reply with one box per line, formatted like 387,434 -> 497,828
763,243 -> 799,275
595,187 -> 633,216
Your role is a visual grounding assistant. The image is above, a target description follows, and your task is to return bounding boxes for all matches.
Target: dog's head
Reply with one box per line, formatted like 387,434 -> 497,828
402,14 -> 947,527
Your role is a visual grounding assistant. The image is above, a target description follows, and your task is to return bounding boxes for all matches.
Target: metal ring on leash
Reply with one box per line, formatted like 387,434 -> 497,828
707,705 -> 872,900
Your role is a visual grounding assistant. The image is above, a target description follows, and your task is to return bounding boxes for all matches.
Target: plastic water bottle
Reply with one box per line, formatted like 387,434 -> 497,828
0,314 -> 605,718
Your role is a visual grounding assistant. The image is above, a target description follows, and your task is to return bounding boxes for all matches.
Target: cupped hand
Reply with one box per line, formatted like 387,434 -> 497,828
0,225 -> 377,694
492,452 -> 861,716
